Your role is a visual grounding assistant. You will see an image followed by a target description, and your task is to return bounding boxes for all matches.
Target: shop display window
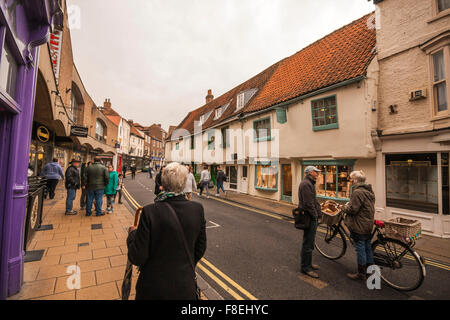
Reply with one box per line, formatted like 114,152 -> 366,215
314,164 -> 352,200
255,164 -> 278,191
385,154 -> 438,213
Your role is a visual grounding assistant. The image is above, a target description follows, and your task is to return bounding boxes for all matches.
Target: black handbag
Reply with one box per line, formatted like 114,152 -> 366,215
164,202 -> 202,300
292,207 -> 311,230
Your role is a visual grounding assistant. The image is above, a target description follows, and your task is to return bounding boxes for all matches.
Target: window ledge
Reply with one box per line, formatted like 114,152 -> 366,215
317,195 -> 350,202
431,113 -> 450,122
255,186 -> 278,192
254,136 -> 274,142
427,9 -> 450,24
313,124 -> 339,132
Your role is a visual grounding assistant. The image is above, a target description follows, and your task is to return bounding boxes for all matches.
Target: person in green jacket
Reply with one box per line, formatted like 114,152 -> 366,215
105,164 -> 119,214
83,158 -> 109,216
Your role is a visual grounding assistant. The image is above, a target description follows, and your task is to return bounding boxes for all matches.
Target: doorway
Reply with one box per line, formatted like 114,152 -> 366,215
226,166 -> 238,190
282,164 -> 293,202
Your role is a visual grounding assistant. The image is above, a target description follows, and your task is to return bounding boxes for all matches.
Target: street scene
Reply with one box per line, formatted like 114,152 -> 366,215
1,0 -> 450,307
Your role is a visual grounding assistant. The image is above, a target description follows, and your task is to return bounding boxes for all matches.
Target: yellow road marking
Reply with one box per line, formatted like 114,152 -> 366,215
298,274 -> 329,289
197,262 -> 245,300
201,258 -> 258,300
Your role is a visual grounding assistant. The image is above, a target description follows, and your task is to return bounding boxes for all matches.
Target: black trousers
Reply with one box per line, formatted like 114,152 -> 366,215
46,179 -> 59,199
114,190 -> 122,203
80,187 -> 87,208
301,218 -> 318,273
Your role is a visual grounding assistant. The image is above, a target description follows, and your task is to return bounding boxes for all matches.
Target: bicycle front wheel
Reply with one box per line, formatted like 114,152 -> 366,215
315,222 -> 347,260
372,238 -> 425,291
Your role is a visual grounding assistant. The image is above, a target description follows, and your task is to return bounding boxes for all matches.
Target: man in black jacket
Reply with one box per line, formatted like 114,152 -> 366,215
298,166 -> 322,278
65,159 -> 81,215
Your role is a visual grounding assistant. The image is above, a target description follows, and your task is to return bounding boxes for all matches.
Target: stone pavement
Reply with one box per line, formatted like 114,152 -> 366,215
213,190 -> 450,265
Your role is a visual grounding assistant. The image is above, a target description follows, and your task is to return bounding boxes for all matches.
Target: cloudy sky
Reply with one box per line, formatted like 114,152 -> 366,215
66,0 -> 375,132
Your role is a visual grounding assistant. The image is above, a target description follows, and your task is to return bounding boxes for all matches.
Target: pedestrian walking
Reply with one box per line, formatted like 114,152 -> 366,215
104,164 -> 119,214
40,158 -> 64,200
83,157 -> 109,216
149,166 -> 153,179
183,165 -> 197,201
341,170 -> 375,281
115,173 -> 124,204
298,166 -> 322,279
131,164 -> 137,180
127,162 -> 207,300
215,166 -> 227,196
122,164 -> 127,178
154,166 -> 164,195
64,159 -> 81,215
199,166 -> 211,198
79,161 -> 91,210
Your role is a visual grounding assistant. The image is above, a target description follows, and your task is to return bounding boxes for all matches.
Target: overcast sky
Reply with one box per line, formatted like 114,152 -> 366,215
66,0 -> 375,132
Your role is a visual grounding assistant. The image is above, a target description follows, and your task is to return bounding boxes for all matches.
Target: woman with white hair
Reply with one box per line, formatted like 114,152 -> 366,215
127,162 -> 207,300
341,170 -> 375,281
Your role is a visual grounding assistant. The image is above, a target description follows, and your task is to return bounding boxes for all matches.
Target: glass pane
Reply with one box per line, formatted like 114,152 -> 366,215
435,81 -> 448,111
337,166 -> 352,198
316,165 -> 327,197
438,0 -> 450,12
385,154 -> 438,213
256,165 -> 277,189
433,51 -> 445,82
325,165 -> 337,198
283,165 -> 292,197
0,43 -> 19,99
442,153 -> 449,215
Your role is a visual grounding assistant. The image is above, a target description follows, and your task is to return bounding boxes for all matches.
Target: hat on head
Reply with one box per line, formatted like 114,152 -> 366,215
70,158 -> 81,164
304,165 -> 321,174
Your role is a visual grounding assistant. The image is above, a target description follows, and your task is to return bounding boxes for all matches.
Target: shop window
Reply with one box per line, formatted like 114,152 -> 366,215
438,0 -> 450,12
432,50 -> 448,113
253,117 -> 271,142
385,154 -> 438,213
312,163 -> 352,200
70,93 -> 80,124
311,95 -> 339,131
442,153 -> 449,215
255,164 -> 278,191
0,42 -> 19,99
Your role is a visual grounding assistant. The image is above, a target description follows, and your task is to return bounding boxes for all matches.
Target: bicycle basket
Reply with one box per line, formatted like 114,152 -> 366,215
320,200 -> 342,226
384,217 -> 422,242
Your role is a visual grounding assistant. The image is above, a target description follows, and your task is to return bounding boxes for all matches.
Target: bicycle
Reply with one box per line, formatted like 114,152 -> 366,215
314,207 -> 426,291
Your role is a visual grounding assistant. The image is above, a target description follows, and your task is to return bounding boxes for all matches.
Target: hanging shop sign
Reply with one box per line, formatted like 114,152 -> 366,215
36,125 -> 50,143
70,125 -> 89,137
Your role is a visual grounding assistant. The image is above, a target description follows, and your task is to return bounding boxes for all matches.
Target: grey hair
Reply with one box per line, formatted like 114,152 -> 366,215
162,162 -> 188,193
350,170 -> 366,184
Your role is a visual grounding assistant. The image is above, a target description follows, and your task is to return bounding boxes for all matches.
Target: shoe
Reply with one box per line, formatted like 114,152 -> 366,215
302,270 -> 319,279
347,265 -> 366,281
65,211 -> 77,215
80,207 -> 85,211
106,208 -> 111,214
311,264 -> 320,271
96,212 -> 105,216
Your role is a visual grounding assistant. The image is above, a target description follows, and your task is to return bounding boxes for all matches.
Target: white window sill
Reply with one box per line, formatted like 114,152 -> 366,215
427,9 -> 450,24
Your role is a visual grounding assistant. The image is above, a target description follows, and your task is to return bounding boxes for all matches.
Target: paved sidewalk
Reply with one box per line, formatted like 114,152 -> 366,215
212,190 -> 450,265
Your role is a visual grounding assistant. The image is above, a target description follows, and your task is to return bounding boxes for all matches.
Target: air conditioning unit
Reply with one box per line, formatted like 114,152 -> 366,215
409,88 -> 427,101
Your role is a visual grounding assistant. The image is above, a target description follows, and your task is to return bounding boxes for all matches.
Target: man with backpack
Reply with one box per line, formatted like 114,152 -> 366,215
65,159 -> 81,215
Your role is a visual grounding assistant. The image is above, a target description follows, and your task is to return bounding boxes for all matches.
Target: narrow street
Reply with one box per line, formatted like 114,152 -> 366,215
124,173 -> 450,300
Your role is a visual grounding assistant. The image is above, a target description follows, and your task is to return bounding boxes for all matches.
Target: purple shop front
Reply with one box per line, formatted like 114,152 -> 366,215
0,0 -> 62,299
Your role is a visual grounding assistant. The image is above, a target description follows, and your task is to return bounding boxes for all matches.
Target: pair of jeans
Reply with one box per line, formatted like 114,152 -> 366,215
216,182 -> 225,194
66,189 -> 76,212
46,179 -> 59,199
106,194 -> 115,211
301,218 -> 318,273
350,232 -> 374,266
86,189 -> 104,216
200,181 -> 209,196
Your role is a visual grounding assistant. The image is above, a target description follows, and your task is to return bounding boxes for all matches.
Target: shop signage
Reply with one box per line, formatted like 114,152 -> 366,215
36,126 -> 50,143
70,125 -> 88,137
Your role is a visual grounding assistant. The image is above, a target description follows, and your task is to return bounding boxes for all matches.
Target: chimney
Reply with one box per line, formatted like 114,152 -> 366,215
104,98 -> 111,109
205,89 -> 214,104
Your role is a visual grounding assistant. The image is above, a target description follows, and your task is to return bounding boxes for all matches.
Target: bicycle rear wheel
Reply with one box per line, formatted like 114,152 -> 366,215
372,238 -> 425,291
315,222 -> 347,260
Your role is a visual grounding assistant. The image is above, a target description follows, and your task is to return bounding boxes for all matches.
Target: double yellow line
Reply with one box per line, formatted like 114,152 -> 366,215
122,186 -> 258,300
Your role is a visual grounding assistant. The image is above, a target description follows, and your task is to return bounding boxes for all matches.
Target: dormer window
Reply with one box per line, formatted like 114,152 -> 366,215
236,89 -> 258,111
214,107 -> 223,120
236,92 -> 245,110
199,110 -> 213,125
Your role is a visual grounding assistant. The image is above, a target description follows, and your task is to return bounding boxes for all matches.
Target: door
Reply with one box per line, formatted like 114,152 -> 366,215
282,164 -> 293,202
240,166 -> 248,193
226,166 -> 238,190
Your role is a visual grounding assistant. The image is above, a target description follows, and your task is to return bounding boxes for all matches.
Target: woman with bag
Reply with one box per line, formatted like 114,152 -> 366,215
127,162 -> 207,300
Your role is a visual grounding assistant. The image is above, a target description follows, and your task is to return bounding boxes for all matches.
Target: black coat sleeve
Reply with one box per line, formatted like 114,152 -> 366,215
299,182 -> 318,217
194,205 -> 207,265
127,208 -> 151,267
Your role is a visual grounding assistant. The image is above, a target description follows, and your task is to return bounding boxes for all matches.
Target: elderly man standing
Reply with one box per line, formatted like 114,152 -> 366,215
341,170 -> 375,281
298,166 -> 322,278
83,158 -> 109,217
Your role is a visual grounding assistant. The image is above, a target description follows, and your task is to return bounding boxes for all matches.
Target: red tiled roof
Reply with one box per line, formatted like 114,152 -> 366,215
168,12 -> 376,139
106,115 -> 121,126
130,125 -> 144,138
246,13 -> 376,112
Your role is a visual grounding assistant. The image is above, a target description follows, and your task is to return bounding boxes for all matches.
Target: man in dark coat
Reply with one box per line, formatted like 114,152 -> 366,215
298,166 -> 322,278
127,162 -> 207,300
215,166 -> 227,196
154,166 -> 164,195
83,158 -> 109,216
65,159 -> 81,215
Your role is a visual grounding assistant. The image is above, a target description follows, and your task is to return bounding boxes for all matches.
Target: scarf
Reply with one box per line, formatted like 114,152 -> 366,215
154,191 -> 185,202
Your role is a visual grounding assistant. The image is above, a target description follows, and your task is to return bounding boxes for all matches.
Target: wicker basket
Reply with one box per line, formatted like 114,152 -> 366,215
321,200 -> 342,226
384,217 -> 422,242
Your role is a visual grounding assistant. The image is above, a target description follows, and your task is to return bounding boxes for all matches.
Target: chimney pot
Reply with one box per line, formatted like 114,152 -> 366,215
206,89 -> 214,104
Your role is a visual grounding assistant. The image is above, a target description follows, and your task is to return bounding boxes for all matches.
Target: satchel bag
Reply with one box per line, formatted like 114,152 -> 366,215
292,207 -> 311,230
164,202 -> 202,300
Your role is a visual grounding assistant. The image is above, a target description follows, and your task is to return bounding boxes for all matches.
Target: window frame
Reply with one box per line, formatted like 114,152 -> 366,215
253,117 -> 272,142
207,130 -> 215,150
311,94 -> 339,131
430,46 -> 450,117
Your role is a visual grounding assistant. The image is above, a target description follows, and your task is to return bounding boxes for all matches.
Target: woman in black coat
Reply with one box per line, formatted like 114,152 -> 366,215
127,162 -> 207,300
